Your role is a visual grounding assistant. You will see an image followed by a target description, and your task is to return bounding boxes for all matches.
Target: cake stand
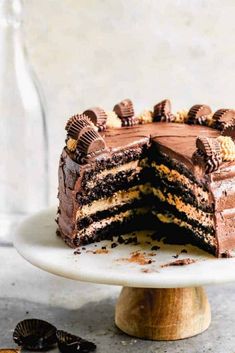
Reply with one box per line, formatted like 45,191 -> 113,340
14,208 -> 235,341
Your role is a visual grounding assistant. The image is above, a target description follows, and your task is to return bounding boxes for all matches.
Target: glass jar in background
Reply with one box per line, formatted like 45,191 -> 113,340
0,0 -> 48,244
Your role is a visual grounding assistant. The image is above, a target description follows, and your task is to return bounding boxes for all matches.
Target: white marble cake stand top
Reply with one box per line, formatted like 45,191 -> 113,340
14,208 -> 235,288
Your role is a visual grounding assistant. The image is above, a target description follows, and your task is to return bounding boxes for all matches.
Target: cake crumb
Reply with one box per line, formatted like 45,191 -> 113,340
117,236 -> 124,244
161,258 -> 197,267
118,251 -> 155,265
151,245 -> 160,251
141,268 -> 151,273
141,268 -> 159,273
94,248 -> 109,254
86,249 -> 109,254
147,252 -> 157,257
221,250 -> 233,258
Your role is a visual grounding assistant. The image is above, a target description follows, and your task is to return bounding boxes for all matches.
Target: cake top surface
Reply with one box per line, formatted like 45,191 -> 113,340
63,99 -> 235,176
101,122 -> 219,159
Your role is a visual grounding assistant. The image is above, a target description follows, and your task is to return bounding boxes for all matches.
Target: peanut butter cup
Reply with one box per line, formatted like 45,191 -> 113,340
153,99 -> 174,122
66,115 -> 93,139
213,108 -> 235,125
188,104 -> 212,124
56,330 -> 96,353
77,127 -> 106,156
13,319 -> 57,351
83,107 -> 107,131
113,99 -> 135,126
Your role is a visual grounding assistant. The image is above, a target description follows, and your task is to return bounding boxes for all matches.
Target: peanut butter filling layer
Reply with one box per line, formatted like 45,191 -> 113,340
77,179 -> 213,229
76,185 -> 143,220
153,211 -> 216,246
85,160 -> 142,188
77,208 -> 150,238
151,161 -> 209,204
140,184 -> 213,228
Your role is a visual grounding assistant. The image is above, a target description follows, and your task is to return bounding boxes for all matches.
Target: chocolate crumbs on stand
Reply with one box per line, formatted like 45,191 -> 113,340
111,242 -> 118,248
118,251 -> 155,265
123,236 -> 138,245
86,249 -> 109,255
141,268 -> 153,273
151,245 -> 160,251
221,250 -> 233,258
147,252 -> 157,257
117,235 -> 125,244
161,258 -> 197,267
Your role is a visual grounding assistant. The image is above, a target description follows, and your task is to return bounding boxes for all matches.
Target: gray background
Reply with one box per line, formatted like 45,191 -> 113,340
23,0 -> 235,203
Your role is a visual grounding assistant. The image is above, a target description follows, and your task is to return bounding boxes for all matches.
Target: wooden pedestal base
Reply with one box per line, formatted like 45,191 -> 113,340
115,287 -> 211,341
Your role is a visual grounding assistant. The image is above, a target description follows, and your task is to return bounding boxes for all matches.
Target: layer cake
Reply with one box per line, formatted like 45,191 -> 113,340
57,99 -> 235,257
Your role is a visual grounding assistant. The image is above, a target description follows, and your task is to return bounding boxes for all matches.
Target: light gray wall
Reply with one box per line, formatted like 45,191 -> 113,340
24,0 -> 235,203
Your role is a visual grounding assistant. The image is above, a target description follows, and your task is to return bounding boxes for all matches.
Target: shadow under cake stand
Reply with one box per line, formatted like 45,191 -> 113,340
14,208 -> 235,341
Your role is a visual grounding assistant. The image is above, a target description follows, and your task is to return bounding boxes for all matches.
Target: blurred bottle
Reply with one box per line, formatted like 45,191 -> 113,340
0,0 -> 48,244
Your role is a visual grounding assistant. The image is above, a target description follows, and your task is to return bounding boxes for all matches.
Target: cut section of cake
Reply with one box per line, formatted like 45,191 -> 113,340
57,99 -> 235,257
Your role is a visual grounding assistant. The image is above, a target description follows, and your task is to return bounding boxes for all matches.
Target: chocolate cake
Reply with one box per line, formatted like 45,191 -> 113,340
57,99 -> 235,257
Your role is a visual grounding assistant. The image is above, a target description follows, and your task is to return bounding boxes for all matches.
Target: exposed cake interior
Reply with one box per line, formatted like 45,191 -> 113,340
75,154 -> 215,254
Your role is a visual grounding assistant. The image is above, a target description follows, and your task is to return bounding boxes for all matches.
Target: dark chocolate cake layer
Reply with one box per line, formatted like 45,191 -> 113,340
57,104 -> 235,257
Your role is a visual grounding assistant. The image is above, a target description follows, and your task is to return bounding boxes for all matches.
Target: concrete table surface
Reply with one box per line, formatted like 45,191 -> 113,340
0,246 -> 235,352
